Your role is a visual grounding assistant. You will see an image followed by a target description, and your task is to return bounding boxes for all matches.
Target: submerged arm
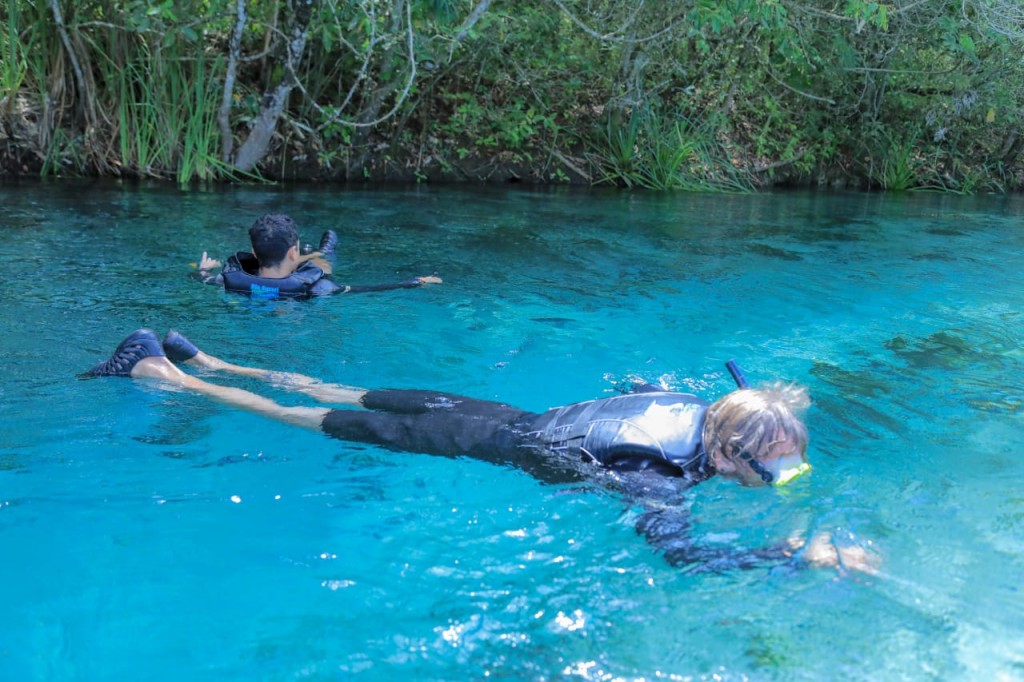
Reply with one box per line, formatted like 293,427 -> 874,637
635,506 -> 798,573
336,275 -> 443,295
635,505 -> 880,575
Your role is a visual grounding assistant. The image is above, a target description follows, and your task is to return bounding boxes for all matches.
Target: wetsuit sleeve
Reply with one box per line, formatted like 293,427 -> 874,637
191,269 -> 224,286
309,277 -> 343,296
337,278 -> 424,294
635,506 -> 802,574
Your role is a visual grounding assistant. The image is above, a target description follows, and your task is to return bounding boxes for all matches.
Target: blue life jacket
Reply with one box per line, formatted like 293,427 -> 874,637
220,252 -> 341,299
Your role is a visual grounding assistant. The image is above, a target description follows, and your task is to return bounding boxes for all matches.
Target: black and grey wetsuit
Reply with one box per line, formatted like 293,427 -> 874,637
321,389 -> 714,485
321,388 -> 796,573
199,252 -> 425,300
524,391 -> 713,482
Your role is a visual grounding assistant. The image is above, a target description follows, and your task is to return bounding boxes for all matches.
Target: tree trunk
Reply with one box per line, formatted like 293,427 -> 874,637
231,0 -> 317,173
219,0 -> 248,163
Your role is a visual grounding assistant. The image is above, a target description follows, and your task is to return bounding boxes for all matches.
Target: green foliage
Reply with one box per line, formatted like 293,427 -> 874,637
438,91 -> 555,152
867,128 -> 922,191
115,62 -> 172,176
175,57 -> 228,185
598,113 -> 641,188
844,0 -> 890,31
41,129 -> 84,176
3,0 -> 1024,190
0,3 -> 27,107
590,107 -> 753,192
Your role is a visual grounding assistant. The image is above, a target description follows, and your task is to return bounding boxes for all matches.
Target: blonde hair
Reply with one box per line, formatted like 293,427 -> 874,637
702,382 -> 810,461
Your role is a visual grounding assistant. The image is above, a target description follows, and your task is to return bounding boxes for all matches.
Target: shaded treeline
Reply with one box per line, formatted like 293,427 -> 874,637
2,0 -> 1023,191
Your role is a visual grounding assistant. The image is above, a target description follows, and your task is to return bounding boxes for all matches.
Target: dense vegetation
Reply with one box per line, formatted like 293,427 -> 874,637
2,0 -> 1023,191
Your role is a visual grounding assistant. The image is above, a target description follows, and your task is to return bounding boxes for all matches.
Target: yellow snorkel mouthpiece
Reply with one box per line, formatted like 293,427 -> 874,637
761,452 -> 811,487
774,461 -> 811,486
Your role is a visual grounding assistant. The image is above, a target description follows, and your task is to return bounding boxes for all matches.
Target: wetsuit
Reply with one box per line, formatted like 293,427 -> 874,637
321,389 -> 797,572
197,252 -> 426,300
322,389 -> 712,481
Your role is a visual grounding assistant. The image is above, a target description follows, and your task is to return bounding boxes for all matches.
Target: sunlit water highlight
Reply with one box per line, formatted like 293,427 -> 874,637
1,180 -> 1023,681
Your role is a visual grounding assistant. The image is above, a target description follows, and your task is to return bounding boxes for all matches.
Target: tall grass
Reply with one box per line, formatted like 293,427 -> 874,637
0,4 -> 27,112
590,108 -> 754,192
114,60 -> 175,177
174,56 -> 234,185
638,111 -> 693,189
88,27 -> 231,183
12,5 -> 238,183
867,128 -> 922,191
595,113 -> 641,187
41,128 -> 82,176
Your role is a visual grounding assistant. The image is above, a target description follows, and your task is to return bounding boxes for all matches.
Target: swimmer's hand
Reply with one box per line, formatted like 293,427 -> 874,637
788,531 -> 881,575
297,251 -> 333,275
197,252 -> 222,271
416,275 -> 443,285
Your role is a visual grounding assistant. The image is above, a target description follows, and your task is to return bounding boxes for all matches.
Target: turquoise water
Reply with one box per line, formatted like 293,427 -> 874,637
1,180 -> 1023,681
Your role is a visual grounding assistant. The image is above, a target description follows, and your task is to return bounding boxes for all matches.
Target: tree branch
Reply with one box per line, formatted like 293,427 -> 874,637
455,0 -> 492,43
548,0 -> 689,44
768,69 -> 836,104
218,0 -> 247,163
299,0 -> 417,130
232,0 -> 318,172
47,0 -> 93,125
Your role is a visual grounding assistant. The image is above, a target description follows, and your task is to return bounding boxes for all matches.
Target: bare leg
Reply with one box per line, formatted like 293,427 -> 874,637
131,356 -> 332,430
182,350 -> 368,405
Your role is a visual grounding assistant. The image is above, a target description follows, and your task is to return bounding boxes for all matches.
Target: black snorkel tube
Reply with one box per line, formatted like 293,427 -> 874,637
722,358 -> 811,486
725,359 -> 750,389
724,359 -> 770,482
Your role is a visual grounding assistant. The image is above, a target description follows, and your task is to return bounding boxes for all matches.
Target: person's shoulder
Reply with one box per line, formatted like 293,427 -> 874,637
293,260 -> 328,282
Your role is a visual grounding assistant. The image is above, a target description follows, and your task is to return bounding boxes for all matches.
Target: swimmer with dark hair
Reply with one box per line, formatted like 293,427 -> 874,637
86,328 -> 879,575
194,213 -> 442,300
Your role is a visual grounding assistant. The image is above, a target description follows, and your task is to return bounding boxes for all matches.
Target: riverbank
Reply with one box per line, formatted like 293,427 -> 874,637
6,121 -> 1003,193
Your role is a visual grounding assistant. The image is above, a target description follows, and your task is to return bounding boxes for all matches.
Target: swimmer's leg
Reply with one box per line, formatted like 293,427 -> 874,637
163,329 -> 367,405
87,329 -> 329,429
132,356 -> 330,430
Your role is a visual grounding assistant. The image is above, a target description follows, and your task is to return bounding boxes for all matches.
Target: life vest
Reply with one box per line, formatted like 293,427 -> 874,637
220,252 -> 339,299
525,392 -> 712,479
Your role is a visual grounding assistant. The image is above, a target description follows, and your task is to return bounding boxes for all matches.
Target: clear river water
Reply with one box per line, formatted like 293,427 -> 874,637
1,180 -> 1023,681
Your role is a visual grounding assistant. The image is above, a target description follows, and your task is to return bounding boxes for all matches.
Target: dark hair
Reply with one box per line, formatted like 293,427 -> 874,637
249,214 -> 299,267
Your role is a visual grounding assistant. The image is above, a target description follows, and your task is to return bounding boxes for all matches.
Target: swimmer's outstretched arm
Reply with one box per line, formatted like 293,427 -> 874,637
131,356 -> 331,429
635,506 -> 798,573
636,505 -> 880,575
337,274 -> 442,294
793,531 -> 880,574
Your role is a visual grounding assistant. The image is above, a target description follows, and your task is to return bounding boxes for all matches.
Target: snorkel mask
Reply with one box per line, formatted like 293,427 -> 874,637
734,447 -> 811,486
725,359 -> 812,487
